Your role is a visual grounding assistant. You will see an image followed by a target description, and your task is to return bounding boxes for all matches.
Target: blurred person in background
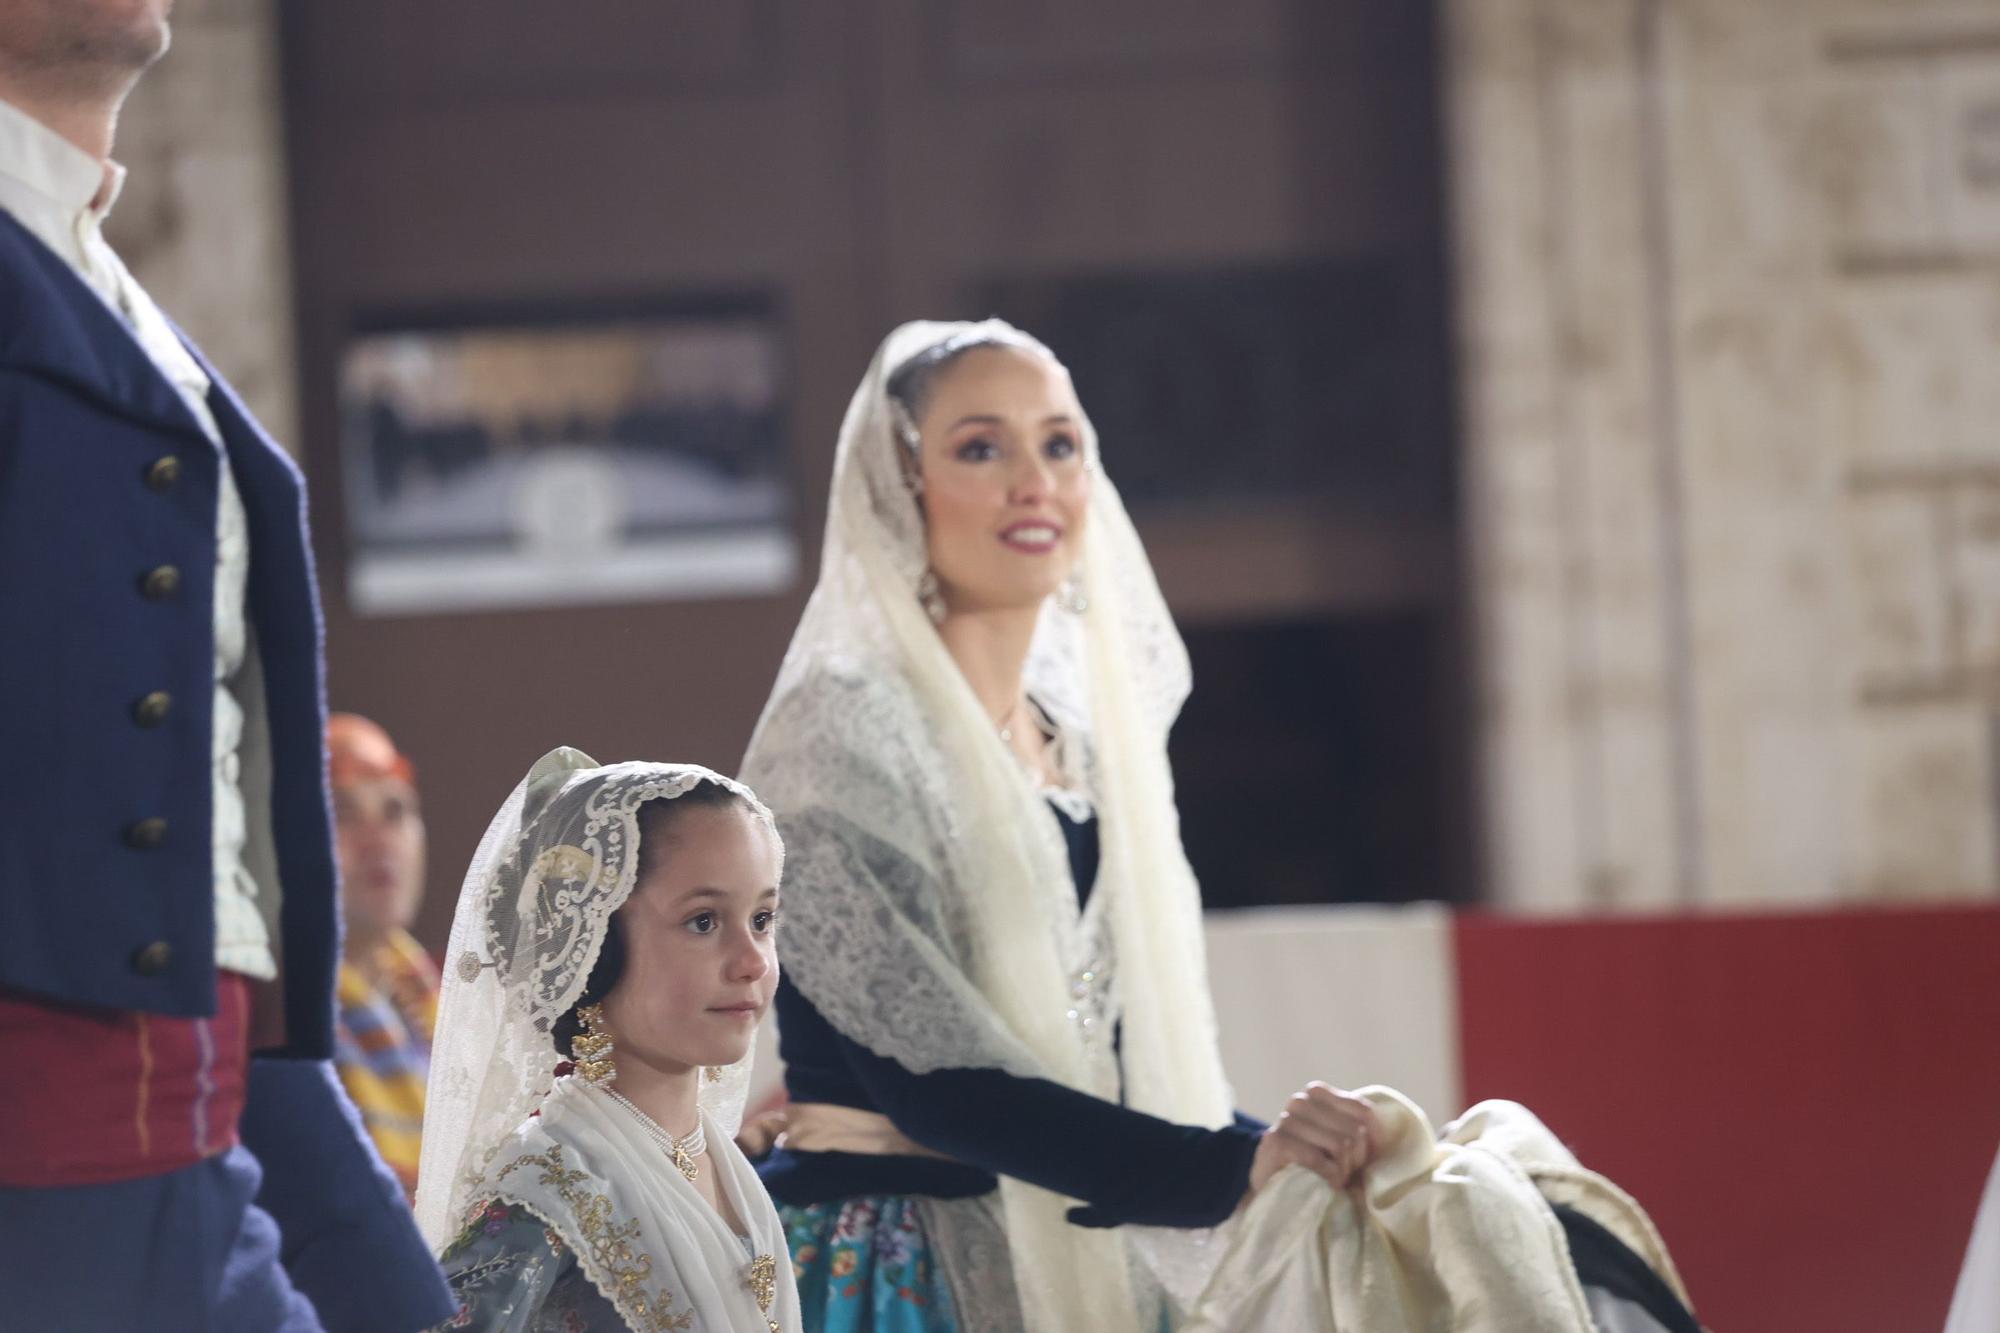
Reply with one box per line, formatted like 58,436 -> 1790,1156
0,2 -> 450,1327
329,712 -> 439,1199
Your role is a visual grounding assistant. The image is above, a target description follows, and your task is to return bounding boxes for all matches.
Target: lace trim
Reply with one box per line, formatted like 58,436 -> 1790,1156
1027,695 -> 1096,823
494,1146 -> 694,1332
1040,783 -> 1096,824
480,1142 -> 786,1331
483,769 -> 715,1026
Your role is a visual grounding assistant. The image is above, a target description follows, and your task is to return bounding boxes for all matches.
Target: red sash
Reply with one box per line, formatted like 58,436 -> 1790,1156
0,973 -> 250,1187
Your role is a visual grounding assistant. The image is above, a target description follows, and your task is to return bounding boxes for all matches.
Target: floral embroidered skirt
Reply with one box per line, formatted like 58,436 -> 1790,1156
781,1196 -> 961,1332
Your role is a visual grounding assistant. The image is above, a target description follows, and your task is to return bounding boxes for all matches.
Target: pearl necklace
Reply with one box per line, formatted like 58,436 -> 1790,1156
601,1086 -> 706,1183
995,697 -> 1025,746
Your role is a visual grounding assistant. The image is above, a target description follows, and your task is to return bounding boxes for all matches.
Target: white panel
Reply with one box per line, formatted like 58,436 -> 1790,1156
1203,903 -> 1462,1124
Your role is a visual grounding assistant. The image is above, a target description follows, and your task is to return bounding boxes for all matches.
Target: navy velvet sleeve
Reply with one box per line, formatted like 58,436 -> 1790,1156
241,1057 -> 455,1331
760,799 -> 1265,1230
762,969 -> 1264,1231
847,1032 -> 1262,1229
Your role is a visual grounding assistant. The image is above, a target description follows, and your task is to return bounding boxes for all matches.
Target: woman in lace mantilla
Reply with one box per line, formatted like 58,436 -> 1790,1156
743,323 -> 1705,1333
739,322 -> 1383,1333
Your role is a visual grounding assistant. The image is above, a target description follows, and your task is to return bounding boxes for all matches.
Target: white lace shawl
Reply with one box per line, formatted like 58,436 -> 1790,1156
741,321 -> 1237,1332
467,1078 -> 802,1332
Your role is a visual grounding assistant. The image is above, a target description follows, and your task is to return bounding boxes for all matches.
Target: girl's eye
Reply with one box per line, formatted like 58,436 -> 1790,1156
954,438 -> 999,463
684,912 -> 718,936
753,909 -> 780,933
1045,434 -> 1078,460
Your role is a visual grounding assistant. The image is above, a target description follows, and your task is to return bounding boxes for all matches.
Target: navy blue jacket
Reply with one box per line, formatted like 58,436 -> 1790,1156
0,210 -> 337,1054
0,211 -> 453,1329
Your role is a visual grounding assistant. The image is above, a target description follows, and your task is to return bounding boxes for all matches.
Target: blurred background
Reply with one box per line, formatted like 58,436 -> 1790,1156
112,0 -> 2000,1327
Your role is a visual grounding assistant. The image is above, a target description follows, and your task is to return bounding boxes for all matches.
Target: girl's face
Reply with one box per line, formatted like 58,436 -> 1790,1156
912,345 -> 1092,615
599,803 -> 781,1077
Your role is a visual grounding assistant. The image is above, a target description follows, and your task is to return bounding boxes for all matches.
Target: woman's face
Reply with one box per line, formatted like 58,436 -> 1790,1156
599,803 -> 781,1076
913,344 -> 1092,615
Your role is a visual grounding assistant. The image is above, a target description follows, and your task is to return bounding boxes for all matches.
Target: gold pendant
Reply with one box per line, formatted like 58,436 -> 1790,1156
672,1143 -> 699,1182
748,1253 -> 778,1330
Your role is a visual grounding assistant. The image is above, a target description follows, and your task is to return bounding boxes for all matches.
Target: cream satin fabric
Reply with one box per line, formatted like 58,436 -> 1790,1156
1182,1088 -> 1691,1333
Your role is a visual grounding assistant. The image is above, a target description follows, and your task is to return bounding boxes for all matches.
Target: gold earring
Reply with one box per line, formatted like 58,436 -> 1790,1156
572,1002 -> 617,1086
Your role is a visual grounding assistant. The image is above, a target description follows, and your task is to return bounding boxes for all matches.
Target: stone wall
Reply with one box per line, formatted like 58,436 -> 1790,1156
106,0 -> 298,449
1447,0 -> 2000,908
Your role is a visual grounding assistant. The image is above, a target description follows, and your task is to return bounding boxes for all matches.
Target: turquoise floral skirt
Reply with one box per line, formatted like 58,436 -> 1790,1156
781,1197 -> 960,1332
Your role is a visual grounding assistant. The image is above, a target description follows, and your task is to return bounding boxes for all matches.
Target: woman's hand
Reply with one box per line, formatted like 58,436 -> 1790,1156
734,1108 -> 789,1159
1248,1082 -> 1379,1197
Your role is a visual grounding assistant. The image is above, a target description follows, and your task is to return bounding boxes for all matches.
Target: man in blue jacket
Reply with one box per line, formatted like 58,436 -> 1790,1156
0,3 -> 454,1328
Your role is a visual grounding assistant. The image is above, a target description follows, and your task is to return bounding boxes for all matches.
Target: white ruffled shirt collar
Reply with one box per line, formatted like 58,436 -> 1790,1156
0,94 -> 126,276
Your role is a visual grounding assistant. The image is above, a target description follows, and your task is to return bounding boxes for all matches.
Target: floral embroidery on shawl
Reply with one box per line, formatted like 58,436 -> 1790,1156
495,1145 -> 694,1332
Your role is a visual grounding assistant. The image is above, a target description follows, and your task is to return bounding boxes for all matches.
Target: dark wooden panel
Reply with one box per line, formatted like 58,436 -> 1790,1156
1178,611 -> 1463,905
280,0 -> 880,947
939,0 -> 1290,79
286,0 -> 780,108
986,260 -> 1440,514
277,0 -> 1476,916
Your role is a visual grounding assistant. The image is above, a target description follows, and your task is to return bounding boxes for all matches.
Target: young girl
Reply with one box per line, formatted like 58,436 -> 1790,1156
416,748 -> 803,1332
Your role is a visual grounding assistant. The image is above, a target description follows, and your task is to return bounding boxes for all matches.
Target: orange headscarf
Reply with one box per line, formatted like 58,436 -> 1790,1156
327,713 -> 416,789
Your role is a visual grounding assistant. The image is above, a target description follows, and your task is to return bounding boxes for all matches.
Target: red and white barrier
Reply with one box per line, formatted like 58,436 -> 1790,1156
1208,902 -> 2000,1333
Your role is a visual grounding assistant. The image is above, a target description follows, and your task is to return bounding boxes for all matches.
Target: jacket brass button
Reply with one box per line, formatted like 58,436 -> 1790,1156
144,456 -> 182,491
132,691 -> 173,726
132,941 -> 174,976
123,817 -> 169,849
139,565 -> 181,600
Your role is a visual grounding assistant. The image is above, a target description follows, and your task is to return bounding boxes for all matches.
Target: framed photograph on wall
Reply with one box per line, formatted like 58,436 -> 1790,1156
336,295 -> 796,616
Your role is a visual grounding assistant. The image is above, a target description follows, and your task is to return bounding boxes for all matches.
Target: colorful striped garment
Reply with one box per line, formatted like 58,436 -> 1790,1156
333,928 -> 439,1197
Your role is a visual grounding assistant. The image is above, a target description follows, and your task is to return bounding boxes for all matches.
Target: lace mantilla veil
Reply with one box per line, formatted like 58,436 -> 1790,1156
741,321 -> 1238,1331
414,750 -> 800,1333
